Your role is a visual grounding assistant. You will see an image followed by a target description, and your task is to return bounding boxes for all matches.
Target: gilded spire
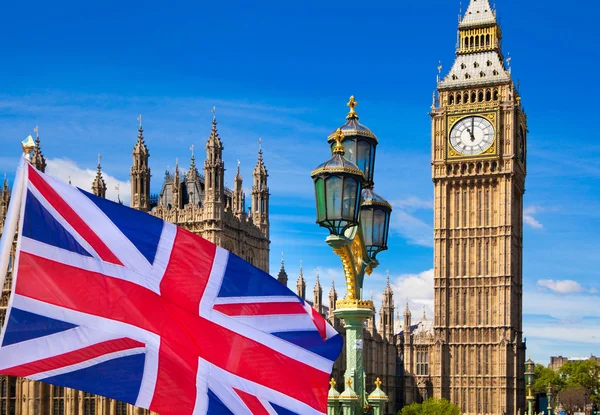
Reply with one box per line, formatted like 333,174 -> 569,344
346,96 -> 359,120
332,129 -> 346,155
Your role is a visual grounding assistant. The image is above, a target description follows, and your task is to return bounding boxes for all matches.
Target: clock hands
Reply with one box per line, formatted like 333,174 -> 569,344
466,127 -> 476,142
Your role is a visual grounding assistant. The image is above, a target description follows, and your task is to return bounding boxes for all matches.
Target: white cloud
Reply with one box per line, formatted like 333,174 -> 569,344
390,210 -> 433,247
523,206 -> 543,229
537,279 -> 586,294
392,196 -> 433,211
46,158 -> 131,205
389,269 -> 434,321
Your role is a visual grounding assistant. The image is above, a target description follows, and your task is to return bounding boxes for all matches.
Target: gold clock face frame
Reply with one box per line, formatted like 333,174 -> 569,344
447,111 -> 498,160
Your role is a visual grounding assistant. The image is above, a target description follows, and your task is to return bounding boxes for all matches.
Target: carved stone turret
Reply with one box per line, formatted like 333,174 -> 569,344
313,270 -> 323,315
296,261 -> 306,300
30,127 -> 47,173
130,117 -> 151,212
92,156 -> 107,198
203,116 -> 225,244
277,253 -> 288,287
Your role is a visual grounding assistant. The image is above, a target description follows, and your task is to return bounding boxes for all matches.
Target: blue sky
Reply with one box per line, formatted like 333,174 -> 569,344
1,0 -> 599,364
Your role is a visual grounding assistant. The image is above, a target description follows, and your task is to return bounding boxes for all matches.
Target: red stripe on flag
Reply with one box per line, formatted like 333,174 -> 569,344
213,301 -> 306,316
234,389 -> 270,415
4,338 -> 144,378
310,307 -> 328,340
27,165 -> 123,265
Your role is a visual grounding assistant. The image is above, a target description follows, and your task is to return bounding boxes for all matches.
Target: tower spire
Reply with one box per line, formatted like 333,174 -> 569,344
252,139 -> 269,243
92,154 -> 107,198
296,260 -> 306,300
277,252 -> 288,287
30,126 -> 47,172
203,109 -> 225,244
131,115 -> 151,212
313,268 -> 323,315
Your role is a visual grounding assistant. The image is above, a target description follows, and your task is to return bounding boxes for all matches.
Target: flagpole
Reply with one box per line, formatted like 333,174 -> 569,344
0,158 -> 26,297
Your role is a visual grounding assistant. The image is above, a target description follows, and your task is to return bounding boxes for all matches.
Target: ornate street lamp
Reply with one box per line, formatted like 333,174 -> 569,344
525,357 -> 536,415
312,97 -> 392,412
546,384 -> 554,415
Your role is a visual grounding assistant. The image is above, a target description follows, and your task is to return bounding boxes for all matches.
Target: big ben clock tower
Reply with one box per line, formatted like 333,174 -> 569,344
431,0 -> 527,414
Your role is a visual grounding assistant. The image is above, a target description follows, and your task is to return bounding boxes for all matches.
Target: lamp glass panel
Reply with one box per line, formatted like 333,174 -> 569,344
342,178 -> 358,220
373,209 -> 386,247
357,140 -> 372,181
326,176 -> 343,219
315,178 -> 326,222
361,208 -> 374,246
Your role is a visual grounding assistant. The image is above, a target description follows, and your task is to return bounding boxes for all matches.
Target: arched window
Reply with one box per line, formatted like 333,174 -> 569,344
452,74 -> 458,80
83,393 -> 96,415
461,63 -> 467,70
449,94 -> 454,105
475,36 -> 479,47
480,35 -> 485,46
493,89 -> 499,100
464,38 -> 469,49
478,91 -> 484,102
470,36 -> 474,48
465,73 -> 471,79
457,93 -> 462,104
480,71 -> 485,78
52,386 -> 65,415
485,90 -> 492,101
471,92 -> 476,102
487,60 -> 493,67
115,401 -> 128,415
474,62 -> 479,68
486,34 -> 491,46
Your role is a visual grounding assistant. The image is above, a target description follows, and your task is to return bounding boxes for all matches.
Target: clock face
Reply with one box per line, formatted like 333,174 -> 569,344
449,116 -> 495,156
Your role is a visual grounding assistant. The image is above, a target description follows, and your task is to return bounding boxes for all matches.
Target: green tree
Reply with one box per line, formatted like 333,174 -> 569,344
399,398 -> 461,415
533,363 -> 563,393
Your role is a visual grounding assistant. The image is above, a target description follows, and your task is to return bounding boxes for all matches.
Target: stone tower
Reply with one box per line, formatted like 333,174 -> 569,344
277,253 -> 288,287
379,274 -> 395,342
431,0 -> 527,413
130,120 -> 151,212
203,116 -> 225,244
328,280 -> 338,327
232,161 -> 245,220
313,270 -> 323,315
252,144 -> 269,240
30,128 -> 46,173
92,156 -> 107,198
296,262 -> 306,300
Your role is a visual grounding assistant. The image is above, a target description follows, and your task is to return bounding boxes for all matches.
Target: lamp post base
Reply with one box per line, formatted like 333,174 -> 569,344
335,303 -> 374,411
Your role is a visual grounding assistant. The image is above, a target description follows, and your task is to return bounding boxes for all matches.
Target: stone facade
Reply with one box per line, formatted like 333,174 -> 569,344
0,116 -> 270,415
549,356 -> 600,372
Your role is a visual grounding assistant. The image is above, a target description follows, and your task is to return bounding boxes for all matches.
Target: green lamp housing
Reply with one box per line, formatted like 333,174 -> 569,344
360,187 -> 392,259
525,357 -> 535,385
328,100 -> 378,187
312,136 -> 366,237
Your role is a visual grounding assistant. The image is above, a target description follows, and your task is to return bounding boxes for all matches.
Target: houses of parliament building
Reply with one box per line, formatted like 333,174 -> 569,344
0,0 -> 527,413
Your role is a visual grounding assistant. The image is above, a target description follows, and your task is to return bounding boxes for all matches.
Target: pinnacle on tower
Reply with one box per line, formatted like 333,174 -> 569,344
252,139 -> 269,239
30,126 -> 47,173
130,115 -> 151,212
460,0 -> 496,27
92,154 -> 107,198
296,260 -> 306,300
277,252 -> 288,287
187,144 -> 200,181
233,160 -> 245,219
313,269 -> 323,315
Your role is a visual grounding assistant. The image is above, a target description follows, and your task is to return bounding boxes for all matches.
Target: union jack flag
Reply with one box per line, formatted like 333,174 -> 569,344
0,161 -> 342,414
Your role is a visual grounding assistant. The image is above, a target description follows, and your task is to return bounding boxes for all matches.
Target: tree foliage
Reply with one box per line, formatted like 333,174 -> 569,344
399,398 -> 461,415
533,363 -> 563,393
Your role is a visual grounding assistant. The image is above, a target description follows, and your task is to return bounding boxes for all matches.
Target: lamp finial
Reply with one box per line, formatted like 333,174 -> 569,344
346,96 -> 358,119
